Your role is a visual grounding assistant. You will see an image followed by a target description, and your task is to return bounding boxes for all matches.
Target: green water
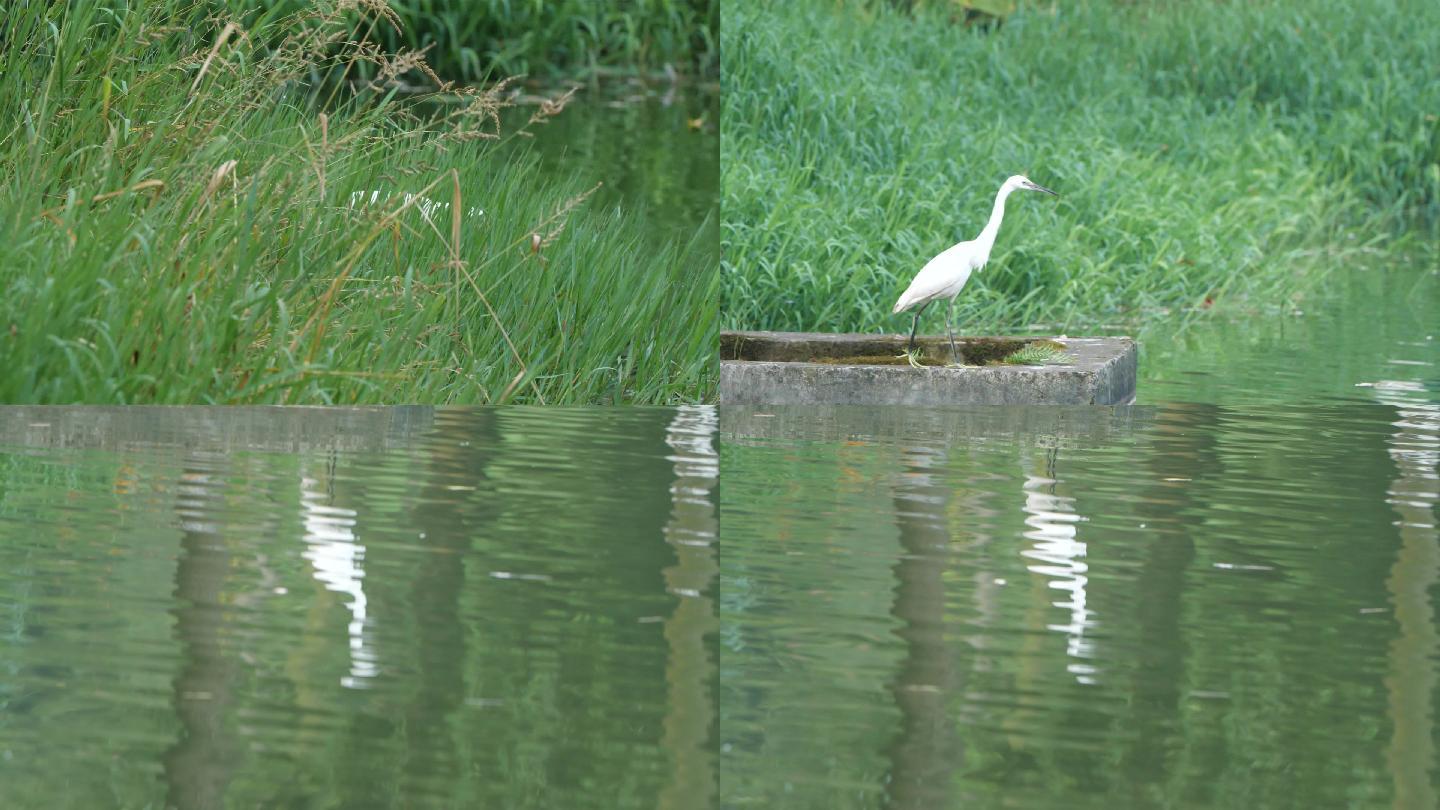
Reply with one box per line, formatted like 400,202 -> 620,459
0,407 -> 717,810
1132,248 -> 1439,407
720,255 -> 1439,808
504,83 -> 720,244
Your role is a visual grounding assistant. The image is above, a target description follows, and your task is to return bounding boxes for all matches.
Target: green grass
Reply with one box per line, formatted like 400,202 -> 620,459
1,0 -> 716,404
722,0 -> 1440,338
241,0 -> 718,82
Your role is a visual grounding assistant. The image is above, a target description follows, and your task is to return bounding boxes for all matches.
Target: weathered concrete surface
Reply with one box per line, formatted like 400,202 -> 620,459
720,331 -> 1137,406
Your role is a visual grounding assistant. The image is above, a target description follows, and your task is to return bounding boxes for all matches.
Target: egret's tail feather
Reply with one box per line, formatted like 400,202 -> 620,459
892,289 -> 921,314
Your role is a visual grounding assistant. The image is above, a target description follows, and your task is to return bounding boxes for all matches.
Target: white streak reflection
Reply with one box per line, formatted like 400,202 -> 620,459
175,461 -> 225,535
663,405 -> 719,549
300,474 -> 378,689
658,405 -> 718,810
1020,455 -> 1097,684
1372,379 -> 1439,809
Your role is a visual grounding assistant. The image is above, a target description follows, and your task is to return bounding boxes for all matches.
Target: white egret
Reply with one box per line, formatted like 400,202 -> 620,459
893,174 -> 1058,364
347,189 -> 483,223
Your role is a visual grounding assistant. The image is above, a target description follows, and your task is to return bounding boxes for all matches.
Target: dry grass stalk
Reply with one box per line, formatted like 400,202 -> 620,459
533,181 -> 603,250
39,179 -> 166,220
440,77 -> 520,142
188,21 -> 241,96
291,171 -> 449,359
527,86 -> 579,128
177,158 -> 237,238
317,113 -> 328,202
338,0 -> 404,34
442,169 -> 548,404
374,44 -> 446,92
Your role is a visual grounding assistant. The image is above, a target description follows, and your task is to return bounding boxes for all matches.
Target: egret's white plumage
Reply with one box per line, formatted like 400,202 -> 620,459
347,189 -> 484,223
894,174 -> 1057,361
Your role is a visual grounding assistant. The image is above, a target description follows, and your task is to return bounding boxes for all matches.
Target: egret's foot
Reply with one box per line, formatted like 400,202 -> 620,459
898,348 -> 926,369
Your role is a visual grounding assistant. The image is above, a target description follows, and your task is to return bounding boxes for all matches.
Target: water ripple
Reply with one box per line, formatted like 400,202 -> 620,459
723,401 -> 1440,809
0,406 -> 716,810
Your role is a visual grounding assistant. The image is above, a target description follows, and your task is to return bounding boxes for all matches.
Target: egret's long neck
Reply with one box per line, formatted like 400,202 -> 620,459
975,184 -> 1014,253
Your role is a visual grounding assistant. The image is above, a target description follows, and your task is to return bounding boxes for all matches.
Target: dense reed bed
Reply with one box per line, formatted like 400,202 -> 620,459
722,0 -> 1440,336
1,1 -> 717,404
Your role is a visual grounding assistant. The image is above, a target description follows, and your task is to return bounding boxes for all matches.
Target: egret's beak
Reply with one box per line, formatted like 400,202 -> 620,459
1027,181 -> 1058,197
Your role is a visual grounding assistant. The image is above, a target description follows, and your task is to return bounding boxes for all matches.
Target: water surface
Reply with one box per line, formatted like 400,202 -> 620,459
504,82 -> 719,244
721,251 -> 1439,808
1130,248 -> 1436,406
0,406 -> 717,810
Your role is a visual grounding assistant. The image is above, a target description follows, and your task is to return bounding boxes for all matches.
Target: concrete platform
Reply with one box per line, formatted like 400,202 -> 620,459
720,331 -> 1137,406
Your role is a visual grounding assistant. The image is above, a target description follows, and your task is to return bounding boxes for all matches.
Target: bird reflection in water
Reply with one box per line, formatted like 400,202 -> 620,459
300,457 -> 378,689
1020,444 -> 1099,685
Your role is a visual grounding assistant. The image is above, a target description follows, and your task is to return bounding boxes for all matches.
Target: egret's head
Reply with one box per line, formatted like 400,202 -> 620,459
1006,174 -> 1058,197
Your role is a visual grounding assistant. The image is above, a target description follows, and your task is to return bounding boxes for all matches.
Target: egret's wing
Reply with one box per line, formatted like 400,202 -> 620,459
892,243 -> 973,313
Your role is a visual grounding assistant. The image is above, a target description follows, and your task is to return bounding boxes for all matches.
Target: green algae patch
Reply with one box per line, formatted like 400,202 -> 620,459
1001,340 -> 1073,366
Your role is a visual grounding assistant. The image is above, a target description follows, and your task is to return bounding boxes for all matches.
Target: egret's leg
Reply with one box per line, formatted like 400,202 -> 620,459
907,302 -> 930,354
946,298 -> 959,364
